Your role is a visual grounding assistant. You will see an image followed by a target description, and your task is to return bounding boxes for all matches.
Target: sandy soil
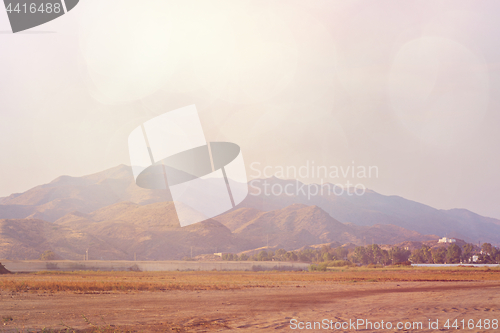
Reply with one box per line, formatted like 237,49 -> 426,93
1,281 -> 500,332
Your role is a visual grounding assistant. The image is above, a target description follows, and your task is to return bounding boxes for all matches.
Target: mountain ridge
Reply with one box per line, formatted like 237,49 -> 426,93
0,164 -> 497,260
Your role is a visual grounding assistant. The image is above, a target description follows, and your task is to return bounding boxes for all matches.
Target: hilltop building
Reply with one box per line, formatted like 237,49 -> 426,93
438,237 -> 456,243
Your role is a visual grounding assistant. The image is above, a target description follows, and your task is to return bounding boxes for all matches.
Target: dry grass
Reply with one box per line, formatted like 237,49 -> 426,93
0,266 -> 499,293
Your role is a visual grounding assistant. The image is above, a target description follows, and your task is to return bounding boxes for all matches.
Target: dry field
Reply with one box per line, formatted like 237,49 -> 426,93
0,267 -> 500,332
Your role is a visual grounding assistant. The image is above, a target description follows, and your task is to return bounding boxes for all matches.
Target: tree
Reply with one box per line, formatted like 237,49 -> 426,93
494,252 -> 500,264
257,250 -> 269,261
446,244 -> 462,263
409,250 -> 424,264
390,247 -> 411,263
478,243 -> 498,264
239,254 -> 249,261
39,250 -> 56,261
353,246 -> 369,264
320,245 -> 331,256
275,249 -> 286,260
370,244 -> 383,264
334,247 -> 348,261
421,245 -> 432,263
410,245 -> 432,264
298,252 -> 310,262
288,252 -> 298,261
482,243 -> 493,256
462,243 -> 474,262
322,252 -> 332,262
432,247 -> 446,264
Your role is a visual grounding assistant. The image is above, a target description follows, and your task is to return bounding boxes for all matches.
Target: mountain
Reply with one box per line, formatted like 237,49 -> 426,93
217,204 -> 435,250
51,201 -> 434,257
0,201 -> 434,260
0,165 -> 172,222
0,203 -> 240,260
0,218 -> 128,260
232,204 -> 351,249
241,178 -> 500,244
0,164 -> 498,260
54,201 -> 241,260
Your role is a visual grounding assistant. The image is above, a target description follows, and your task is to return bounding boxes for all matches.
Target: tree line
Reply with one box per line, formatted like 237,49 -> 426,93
409,243 -> 500,264
220,242 -> 500,265
221,246 -> 349,262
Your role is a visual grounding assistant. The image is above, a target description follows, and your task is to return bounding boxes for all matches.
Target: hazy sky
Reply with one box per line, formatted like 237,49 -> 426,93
1,0 -> 500,218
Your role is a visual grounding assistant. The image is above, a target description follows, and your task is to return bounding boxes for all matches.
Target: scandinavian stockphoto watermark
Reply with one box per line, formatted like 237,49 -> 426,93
249,161 -> 378,198
128,105 -> 248,227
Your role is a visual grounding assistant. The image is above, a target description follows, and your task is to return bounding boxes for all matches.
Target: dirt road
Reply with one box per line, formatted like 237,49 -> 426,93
1,281 -> 500,332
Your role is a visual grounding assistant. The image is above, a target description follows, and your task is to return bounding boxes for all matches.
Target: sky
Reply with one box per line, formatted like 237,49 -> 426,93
0,0 -> 500,218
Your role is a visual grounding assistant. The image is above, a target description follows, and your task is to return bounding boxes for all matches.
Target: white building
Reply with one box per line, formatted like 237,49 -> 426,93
438,237 -> 456,243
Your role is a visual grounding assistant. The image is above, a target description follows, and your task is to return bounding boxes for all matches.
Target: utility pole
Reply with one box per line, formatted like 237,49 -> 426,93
191,247 -> 193,259
86,248 -> 89,261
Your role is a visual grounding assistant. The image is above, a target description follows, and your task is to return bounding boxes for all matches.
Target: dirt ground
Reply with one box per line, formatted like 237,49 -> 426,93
1,281 -> 500,332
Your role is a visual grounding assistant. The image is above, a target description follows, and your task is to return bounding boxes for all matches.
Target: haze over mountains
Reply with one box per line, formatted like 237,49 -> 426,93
242,177 -> 500,244
0,165 -> 498,260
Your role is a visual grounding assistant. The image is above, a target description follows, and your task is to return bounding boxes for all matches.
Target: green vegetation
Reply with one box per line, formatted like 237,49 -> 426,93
309,260 -> 354,271
39,250 -> 57,261
222,245 -> 348,263
221,241 -> 500,266
351,244 -> 410,265
410,242 -> 500,264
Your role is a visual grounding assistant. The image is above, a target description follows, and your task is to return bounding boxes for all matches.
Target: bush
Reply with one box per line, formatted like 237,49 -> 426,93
394,261 -> 412,266
309,263 -> 328,271
129,264 -> 142,272
329,260 -> 353,267
39,250 -> 56,261
253,265 -> 303,272
309,260 -> 353,271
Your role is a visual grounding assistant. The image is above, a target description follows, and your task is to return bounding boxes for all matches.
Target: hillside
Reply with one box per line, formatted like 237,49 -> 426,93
1,165 -> 498,244
242,178 -> 500,244
0,165 -> 497,260
0,201 -> 436,260
54,201 -> 241,260
0,165 -> 172,222
0,218 -> 128,260
223,204 -> 435,250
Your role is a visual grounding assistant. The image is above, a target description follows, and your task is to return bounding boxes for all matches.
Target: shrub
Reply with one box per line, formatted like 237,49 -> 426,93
309,263 -> 327,271
394,261 -> 412,266
328,260 -> 353,267
39,250 -> 56,261
129,264 -> 142,272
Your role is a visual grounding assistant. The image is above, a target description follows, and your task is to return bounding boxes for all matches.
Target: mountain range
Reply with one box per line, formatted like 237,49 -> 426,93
241,177 -> 500,244
0,164 -> 498,260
